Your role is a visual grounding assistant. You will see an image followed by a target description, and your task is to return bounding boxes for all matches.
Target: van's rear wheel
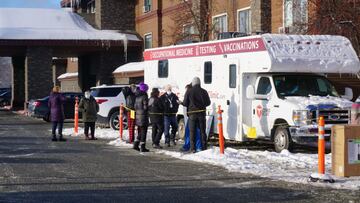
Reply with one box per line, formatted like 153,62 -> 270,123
274,126 -> 293,153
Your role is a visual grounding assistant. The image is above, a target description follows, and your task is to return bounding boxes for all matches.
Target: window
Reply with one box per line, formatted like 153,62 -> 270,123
213,14 -> 228,38
284,0 -> 308,28
87,0 -> 95,13
229,64 -> 236,88
144,33 -> 152,49
158,60 -> 168,78
257,77 -> 272,95
183,23 -> 198,35
90,88 -> 122,97
238,9 -> 251,34
144,0 -> 151,13
204,61 -> 212,84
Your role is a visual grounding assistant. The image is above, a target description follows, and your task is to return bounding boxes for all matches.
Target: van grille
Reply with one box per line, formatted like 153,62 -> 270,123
312,109 -> 350,125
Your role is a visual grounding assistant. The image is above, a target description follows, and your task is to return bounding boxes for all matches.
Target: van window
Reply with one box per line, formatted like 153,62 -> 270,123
158,60 -> 168,78
257,77 -> 272,95
204,61 -> 212,84
229,64 -> 236,88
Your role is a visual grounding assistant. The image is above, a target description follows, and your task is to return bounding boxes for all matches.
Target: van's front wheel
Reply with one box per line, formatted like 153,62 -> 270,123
274,126 -> 293,153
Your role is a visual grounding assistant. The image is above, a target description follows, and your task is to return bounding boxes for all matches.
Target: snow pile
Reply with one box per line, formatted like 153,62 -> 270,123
0,8 -> 140,41
57,72 -> 78,80
157,147 -> 360,190
263,34 -> 360,74
286,95 -> 353,109
113,62 -> 145,74
62,127 -> 120,139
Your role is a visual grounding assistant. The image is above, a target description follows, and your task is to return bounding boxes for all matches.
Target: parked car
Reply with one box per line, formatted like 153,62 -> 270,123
90,85 -> 127,130
0,91 -> 11,107
28,92 -> 83,122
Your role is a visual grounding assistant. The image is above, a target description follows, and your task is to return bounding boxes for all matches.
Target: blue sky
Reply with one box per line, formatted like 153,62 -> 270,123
0,0 -> 61,9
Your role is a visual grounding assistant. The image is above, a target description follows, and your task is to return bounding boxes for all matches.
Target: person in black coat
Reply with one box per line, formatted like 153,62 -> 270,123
133,82 -> 150,152
160,84 -> 180,147
149,88 -> 164,149
183,77 -> 211,152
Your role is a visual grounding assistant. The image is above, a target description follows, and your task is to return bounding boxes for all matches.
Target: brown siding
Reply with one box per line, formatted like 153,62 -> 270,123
271,0 -> 283,33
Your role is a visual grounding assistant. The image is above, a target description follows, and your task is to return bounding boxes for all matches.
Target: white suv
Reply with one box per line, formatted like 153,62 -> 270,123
90,85 -> 127,130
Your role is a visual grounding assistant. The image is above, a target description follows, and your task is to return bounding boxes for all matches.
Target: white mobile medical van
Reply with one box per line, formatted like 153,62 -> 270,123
143,34 -> 360,152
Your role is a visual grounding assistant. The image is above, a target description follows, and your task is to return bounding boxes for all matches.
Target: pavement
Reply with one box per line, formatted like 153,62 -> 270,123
0,108 -> 360,203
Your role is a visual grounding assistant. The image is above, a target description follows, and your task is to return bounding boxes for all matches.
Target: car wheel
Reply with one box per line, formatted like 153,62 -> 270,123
274,126 -> 293,153
43,113 -> 50,122
109,111 -> 128,130
177,118 -> 185,140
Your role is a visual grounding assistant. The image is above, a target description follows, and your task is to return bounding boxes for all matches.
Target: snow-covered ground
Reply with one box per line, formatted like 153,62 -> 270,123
62,127 -> 360,190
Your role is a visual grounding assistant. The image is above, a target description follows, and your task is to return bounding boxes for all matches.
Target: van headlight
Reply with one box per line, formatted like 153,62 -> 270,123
292,110 -> 311,126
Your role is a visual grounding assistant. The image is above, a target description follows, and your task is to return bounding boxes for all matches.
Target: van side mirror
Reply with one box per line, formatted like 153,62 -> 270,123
342,87 -> 353,100
246,85 -> 255,100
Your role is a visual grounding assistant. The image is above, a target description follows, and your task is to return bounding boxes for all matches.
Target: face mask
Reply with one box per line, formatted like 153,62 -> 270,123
85,92 -> 91,99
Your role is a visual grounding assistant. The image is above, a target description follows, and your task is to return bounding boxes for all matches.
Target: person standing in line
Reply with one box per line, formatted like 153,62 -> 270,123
79,90 -> 99,140
48,86 -> 66,142
183,77 -> 211,152
149,88 -> 164,149
126,84 -> 137,143
160,84 -> 180,147
133,82 -> 150,152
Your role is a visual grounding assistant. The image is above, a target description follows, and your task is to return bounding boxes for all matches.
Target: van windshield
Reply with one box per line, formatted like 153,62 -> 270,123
273,75 -> 339,97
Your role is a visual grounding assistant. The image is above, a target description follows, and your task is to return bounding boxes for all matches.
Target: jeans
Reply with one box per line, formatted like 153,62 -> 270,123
84,122 -> 95,137
52,121 -> 63,136
189,113 -> 207,151
164,115 -> 178,143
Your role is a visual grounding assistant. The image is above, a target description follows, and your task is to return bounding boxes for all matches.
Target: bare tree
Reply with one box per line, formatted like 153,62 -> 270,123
307,0 -> 360,55
167,0 -> 216,44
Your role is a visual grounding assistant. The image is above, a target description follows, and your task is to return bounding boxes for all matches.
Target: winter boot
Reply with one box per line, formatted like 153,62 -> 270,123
133,141 -> 140,151
58,135 -> 66,142
85,134 -> 90,140
90,135 -> 97,140
153,144 -> 163,149
140,144 -> 150,152
51,134 -> 57,142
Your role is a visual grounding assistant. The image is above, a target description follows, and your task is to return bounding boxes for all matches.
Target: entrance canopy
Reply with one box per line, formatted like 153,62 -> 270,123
0,8 -> 142,56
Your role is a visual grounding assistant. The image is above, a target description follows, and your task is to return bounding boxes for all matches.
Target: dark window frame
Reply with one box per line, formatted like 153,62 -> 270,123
204,61 -> 212,84
158,60 -> 169,78
229,64 -> 236,88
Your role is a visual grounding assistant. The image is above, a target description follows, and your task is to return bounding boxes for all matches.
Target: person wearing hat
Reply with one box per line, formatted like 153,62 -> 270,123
160,84 -> 180,147
133,82 -> 150,152
48,86 -> 66,141
149,88 -> 164,149
79,90 -> 99,140
183,77 -> 211,152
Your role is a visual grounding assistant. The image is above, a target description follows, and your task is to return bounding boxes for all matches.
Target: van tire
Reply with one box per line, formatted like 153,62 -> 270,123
274,126 -> 293,153
177,118 -> 185,140
109,111 -> 128,130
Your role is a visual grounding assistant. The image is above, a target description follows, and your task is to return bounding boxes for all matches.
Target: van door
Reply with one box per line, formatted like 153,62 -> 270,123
209,59 -> 240,140
251,76 -> 272,138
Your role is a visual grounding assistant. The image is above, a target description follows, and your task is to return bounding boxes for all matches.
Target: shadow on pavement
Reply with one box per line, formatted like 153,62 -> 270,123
0,186 -> 311,203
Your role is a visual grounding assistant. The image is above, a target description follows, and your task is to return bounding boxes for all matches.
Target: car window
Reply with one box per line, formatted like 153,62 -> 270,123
91,88 -> 122,97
